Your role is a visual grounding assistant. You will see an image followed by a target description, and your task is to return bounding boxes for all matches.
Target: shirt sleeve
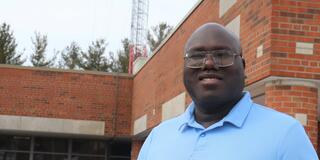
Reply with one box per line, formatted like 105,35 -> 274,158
278,121 -> 319,160
137,129 -> 155,160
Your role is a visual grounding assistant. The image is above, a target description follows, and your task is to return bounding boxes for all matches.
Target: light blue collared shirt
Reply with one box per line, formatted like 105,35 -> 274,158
137,92 -> 318,160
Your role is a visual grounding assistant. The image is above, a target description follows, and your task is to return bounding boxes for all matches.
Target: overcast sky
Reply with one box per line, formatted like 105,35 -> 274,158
0,0 -> 198,65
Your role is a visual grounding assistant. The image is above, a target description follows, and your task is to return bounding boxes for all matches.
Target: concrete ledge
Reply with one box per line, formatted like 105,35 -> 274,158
265,77 -> 319,88
219,0 -> 237,17
162,92 -> 186,121
226,15 -> 241,38
0,115 -> 105,136
246,76 -> 320,121
133,114 -> 147,135
0,64 -> 132,78
247,76 -> 320,91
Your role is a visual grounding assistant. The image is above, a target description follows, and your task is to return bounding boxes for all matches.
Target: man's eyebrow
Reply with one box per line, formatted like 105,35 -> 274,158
187,45 -> 232,52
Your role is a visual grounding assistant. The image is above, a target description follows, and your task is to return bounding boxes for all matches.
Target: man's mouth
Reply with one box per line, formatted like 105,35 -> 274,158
198,74 -> 223,80
198,73 -> 223,86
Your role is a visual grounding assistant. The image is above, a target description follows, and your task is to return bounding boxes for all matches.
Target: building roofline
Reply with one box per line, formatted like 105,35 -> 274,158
133,0 -> 204,77
0,64 -> 133,78
1,0 -> 204,79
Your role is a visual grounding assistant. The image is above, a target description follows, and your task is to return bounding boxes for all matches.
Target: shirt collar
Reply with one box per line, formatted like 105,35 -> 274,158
223,91 -> 253,128
178,92 -> 253,132
178,102 -> 196,132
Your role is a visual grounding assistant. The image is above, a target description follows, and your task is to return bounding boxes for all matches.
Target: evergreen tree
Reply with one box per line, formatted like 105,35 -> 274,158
30,32 -> 55,67
79,39 -> 111,71
59,42 -> 81,69
147,22 -> 173,52
0,23 -> 25,65
110,38 -> 129,73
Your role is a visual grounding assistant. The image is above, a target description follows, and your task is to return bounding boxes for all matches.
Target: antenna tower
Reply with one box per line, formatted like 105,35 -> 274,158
129,0 -> 149,74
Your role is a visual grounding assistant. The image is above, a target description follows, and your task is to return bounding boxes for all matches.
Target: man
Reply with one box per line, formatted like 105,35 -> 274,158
137,23 -> 318,160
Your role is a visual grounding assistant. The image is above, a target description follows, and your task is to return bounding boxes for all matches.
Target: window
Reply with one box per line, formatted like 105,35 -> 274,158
72,139 -> 105,155
0,136 -> 31,160
34,137 -> 68,153
0,152 -> 30,160
0,136 -> 30,151
71,156 -> 105,160
0,135 -> 131,160
33,154 -> 68,160
109,141 -> 131,157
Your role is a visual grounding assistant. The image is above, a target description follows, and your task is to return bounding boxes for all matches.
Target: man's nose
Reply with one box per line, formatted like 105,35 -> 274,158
202,54 -> 219,70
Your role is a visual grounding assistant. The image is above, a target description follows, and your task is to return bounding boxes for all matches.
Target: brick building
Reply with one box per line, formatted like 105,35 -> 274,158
0,0 -> 319,160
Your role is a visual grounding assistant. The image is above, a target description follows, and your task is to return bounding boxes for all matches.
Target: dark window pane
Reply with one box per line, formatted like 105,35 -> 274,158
34,154 -> 68,160
0,135 -> 30,151
109,141 -> 131,157
72,139 -> 105,155
0,152 -> 29,160
0,151 -> 3,160
71,156 -> 104,160
34,137 -> 68,153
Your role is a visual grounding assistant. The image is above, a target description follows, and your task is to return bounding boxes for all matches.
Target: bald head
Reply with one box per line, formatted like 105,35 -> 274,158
185,23 -> 242,55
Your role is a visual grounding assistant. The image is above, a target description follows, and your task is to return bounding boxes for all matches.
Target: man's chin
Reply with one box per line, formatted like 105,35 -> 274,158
194,93 -> 226,106
197,89 -> 222,99
194,97 -> 228,114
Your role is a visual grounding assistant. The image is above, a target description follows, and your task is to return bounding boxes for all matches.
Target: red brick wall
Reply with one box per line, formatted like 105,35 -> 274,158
318,122 -> 320,155
270,0 -> 320,79
131,140 -> 144,160
238,0 -> 273,85
0,65 -> 133,137
266,84 -> 318,149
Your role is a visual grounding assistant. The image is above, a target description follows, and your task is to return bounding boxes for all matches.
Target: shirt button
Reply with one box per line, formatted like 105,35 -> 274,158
200,133 -> 206,137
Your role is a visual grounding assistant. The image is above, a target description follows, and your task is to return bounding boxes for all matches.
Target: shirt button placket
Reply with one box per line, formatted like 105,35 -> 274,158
200,133 -> 206,137
190,131 -> 207,160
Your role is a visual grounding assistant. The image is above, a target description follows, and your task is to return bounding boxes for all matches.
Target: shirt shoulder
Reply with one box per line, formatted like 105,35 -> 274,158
250,103 -> 299,126
151,114 -> 185,135
247,103 -> 318,159
245,103 -> 303,139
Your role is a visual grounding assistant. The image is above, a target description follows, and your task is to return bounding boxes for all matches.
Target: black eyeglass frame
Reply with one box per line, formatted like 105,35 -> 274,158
184,50 -> 242,69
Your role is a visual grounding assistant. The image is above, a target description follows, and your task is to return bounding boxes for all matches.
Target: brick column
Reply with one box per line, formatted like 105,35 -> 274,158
265,83 -> 318,150
318,122 -> 320,155
131,140 -> 144,160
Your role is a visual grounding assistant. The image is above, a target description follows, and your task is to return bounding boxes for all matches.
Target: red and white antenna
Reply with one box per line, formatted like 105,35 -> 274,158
129,0 -> 149,74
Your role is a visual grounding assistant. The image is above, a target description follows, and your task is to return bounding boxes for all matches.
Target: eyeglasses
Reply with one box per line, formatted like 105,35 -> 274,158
184,50 -> 241,68
184,50 -> 241,69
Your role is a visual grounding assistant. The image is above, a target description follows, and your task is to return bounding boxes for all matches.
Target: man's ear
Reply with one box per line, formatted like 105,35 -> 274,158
242,58 -> 246,68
